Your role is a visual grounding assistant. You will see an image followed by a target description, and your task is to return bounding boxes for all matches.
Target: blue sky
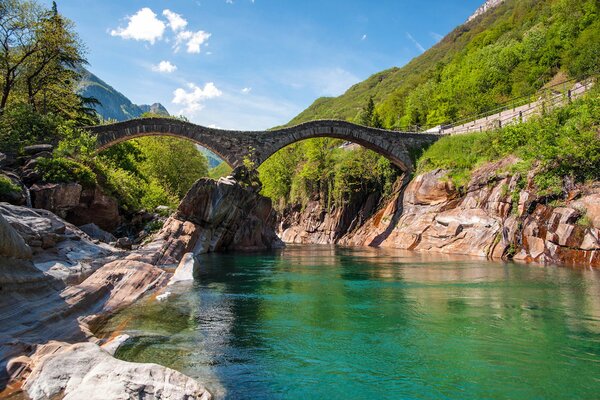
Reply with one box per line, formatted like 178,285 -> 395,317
46,0 -> 483,129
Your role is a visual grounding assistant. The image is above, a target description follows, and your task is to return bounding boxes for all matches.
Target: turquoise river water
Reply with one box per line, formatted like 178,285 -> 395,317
99,245 -> 600,399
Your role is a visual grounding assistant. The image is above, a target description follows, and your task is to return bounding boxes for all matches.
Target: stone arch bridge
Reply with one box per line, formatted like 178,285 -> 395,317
89,118 -> 441,172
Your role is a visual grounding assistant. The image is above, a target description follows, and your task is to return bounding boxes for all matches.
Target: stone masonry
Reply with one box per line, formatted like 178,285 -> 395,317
89,119 -> 441,172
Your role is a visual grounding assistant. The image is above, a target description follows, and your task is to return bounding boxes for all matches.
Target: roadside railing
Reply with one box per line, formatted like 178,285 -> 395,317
440,78 -> 594,135
388,75 -> 596,135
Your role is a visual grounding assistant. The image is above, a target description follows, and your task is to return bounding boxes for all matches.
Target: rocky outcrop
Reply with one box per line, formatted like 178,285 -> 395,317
280,158 -> 600,267
1,174 -> 287,396
22,342 -> 211,400
467,0 -> 505,22
0,210 -> 174,394
151,176 -> 283,264
0,203 -> 117,284
279,190 -> 382,244
30,183 -> 121,231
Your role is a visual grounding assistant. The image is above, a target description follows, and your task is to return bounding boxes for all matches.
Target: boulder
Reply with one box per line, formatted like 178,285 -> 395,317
67,186 -> 121,231
79,223 -> 116,244
168,252 -> 198,284
115,237 -> 132,250
22,144 -> 53,156
23,342 -> 211,400
31,182 -> 83,218
0,172 -> 27,206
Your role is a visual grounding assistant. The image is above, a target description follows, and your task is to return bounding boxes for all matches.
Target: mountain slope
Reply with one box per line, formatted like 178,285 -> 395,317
77,69 -> 169,121
288,0 -> 599,129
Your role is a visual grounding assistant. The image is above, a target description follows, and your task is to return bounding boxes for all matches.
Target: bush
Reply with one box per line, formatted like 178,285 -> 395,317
95,159 -> 178,212
54,123 -> 98,164
35,157 -> 97,187
416,89 -> 600,193
0,175 -> 21,197
0,103 -> 62,153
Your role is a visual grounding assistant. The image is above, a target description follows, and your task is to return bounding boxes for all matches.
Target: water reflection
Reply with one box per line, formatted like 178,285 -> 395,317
100,245 -> 600,399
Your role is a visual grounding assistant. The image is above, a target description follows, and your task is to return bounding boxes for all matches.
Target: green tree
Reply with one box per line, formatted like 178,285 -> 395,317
135,137 -> 209,199
0,0 -> 87,117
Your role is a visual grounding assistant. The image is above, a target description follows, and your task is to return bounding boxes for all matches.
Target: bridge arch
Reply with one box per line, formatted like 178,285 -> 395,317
88,118 -> 441,172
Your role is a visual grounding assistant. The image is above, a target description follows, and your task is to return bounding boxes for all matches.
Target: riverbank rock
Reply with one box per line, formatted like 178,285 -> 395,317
280,157 -> 600,267
0,203 -> 118,284
29,183 -> 121,231
23,342 -> 211,400
152,176 -> 283,263
279,187 -> 382,245
169,252 -> 198,284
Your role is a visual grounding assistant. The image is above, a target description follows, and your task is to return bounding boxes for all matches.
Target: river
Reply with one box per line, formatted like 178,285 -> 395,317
97,245 -> 600,399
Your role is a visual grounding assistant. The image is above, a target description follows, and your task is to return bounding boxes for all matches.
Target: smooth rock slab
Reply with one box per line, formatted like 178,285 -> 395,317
23,342 -> 211,400
169,252 -> 198,285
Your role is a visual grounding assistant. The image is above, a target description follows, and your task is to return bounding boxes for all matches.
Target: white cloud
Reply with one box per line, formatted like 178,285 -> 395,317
406,32 -> 425,53
152,60 -> 177,73
163,9 -> 187,32
241,87 -> 252,94
110,8 -> 165,44
111,8 -> 211,55
361,34 -> 367,41
173,82 -> 222,113
175,30 -> 211,54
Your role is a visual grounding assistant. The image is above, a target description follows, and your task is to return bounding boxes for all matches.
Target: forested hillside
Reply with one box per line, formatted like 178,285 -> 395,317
259,0 -> 599,209
289,0 -> 598,130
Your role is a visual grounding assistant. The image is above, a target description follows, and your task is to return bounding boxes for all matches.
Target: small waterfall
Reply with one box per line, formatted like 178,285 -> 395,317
24,185 -> 32,207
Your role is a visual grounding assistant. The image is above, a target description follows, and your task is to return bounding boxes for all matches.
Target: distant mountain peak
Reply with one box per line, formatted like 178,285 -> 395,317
139,103 -> 169,117
467,0 -> 505,22
78,68 -> 169,121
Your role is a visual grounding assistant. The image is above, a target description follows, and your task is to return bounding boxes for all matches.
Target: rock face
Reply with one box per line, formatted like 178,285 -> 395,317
279,190 -> 383,245
152,176 -> 283,264
23,342 -> 211,400
467,0 -> 505,22
0,203 -> 117,284
30,184 -> 120,231
280,159 -> 600,267
0,209 -> 171,392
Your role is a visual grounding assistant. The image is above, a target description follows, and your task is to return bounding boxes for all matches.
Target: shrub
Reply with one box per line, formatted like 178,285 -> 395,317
0,175 -> 21,197
416,90 -> 600,193
35,157 -> 97,187
0,103 -> 62,153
